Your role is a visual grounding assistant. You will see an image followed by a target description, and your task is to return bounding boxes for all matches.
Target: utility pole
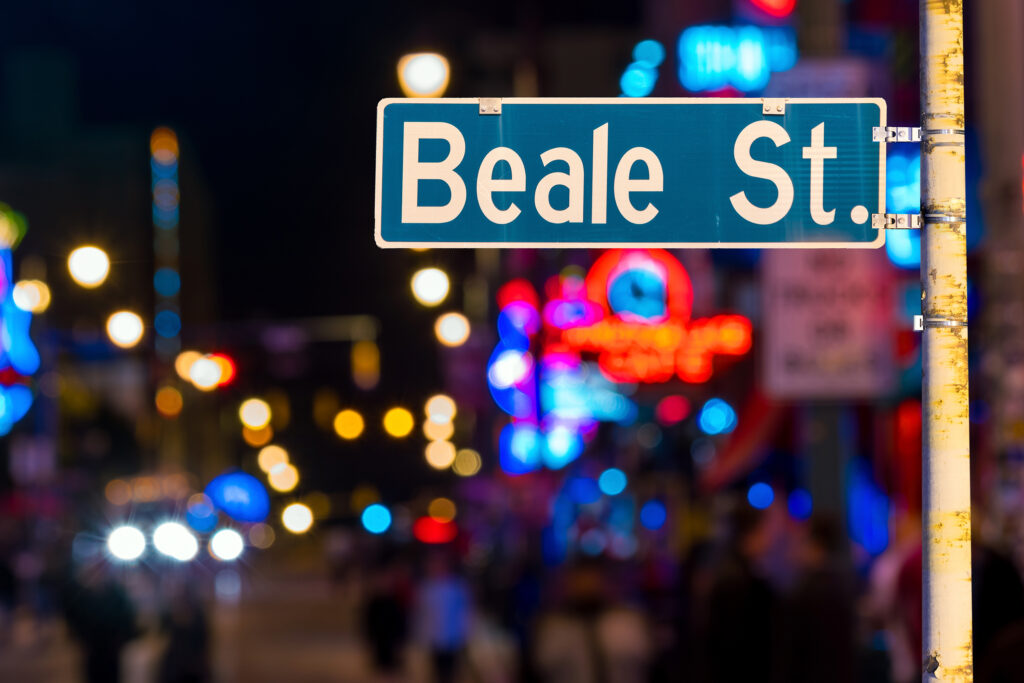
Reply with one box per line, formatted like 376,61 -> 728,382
920,0 -> 971,680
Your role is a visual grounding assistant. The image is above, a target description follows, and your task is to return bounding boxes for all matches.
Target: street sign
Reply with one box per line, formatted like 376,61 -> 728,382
762,249 -> 894,399
375,98 -> 886,248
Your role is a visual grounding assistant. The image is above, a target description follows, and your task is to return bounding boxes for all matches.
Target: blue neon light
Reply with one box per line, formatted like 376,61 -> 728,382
787,489 -> 813,520
154,268 -> 181,297
566,477 -> 601,505
598,468 -> 628,496
542,425 -> 583,469
633,40 -> 665,68
620,63 -> 657,97
640,500 -> 667,530
361,503 -> 392,534
698,398 -> 737,435
499,423 -> 542,475
747,482 -> 775,509
846,458 -> 890,555
678,25 -> 796,93
885,149 -> 921,268
155,310 -> 181,338
205,471 -> 271,523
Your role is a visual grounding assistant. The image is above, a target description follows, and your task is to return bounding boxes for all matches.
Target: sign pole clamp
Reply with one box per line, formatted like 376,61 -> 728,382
913,316 -> 968,332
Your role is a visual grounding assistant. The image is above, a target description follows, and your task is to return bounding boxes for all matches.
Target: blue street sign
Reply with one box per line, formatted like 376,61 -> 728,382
375,98 -> 886,248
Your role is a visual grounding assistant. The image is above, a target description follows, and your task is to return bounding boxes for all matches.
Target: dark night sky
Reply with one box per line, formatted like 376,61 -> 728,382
0,1 -> 642,323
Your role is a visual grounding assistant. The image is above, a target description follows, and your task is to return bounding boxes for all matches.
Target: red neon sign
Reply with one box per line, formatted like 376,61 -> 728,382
551,249 -> 751,384
751,0 -> 796,18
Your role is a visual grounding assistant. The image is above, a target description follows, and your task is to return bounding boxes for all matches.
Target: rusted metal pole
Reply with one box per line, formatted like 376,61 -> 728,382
920,0 -> 971,680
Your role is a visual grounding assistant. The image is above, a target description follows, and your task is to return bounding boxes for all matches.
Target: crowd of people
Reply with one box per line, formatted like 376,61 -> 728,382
354,503 -> 1024,683
3,501 -> 1024,682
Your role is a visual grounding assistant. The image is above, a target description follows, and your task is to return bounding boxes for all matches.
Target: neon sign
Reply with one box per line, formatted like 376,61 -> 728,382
555,249 -> 751,384
677,25 -> 797,93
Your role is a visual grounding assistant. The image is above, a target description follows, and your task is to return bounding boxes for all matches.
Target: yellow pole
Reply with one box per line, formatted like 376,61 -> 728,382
920,0 -> 971,680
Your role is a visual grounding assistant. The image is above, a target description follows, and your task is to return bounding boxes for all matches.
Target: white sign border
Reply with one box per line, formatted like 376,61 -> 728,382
374,97 -> 887,250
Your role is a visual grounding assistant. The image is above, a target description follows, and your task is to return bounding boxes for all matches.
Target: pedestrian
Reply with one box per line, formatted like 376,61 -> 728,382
63,565 -> 139,683
533,560 -> 651,683
364,562 -> 408,680
158,582 -> 211,683
702,505 -> 778,683
775,514 -> 857,683
414,552 -> 471,683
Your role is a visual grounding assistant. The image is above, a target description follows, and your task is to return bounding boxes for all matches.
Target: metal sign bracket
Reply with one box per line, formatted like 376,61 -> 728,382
761,99 -> 786,115
872,213 -> 921,230
873,126 -> 922,142
479,98 -> 502,115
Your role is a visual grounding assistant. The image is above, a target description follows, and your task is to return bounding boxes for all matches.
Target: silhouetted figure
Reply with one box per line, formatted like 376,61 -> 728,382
63,568 -> 138,683
159,585 -> 210,683
415,553 -> 470,683
776,515 -> 857,683
974,543 -> 1024,681
534,561 -> 650,683
704,506 -> 777,683
364,564 -> 408,677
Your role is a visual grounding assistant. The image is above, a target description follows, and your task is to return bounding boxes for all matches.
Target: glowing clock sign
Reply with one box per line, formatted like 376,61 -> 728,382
550,249 -> 751,384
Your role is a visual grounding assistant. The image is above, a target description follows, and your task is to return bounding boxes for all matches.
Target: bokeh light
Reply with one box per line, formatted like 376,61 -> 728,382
621,62 -> 657,97
150,126 -> 179,162
155,385 -> 184,418
423,419 -> 455,441
598,468 -> 628,496
242,425 -> 274,447
452,448 -> 482,476
107,526 -> 146,561
106,311 -> 145,348
640,500 -> 667,530
411,268 -> 450,306
361,503 -> 392,534
397,53 -> 450,97
383,407 -> 414,438
186,493 -> 218,532
428,497 -> 457,523
175,350 -> 201,381
209,528 -> 245,561
257,445 -> 289,473
633,39 -> 665,67
281,502 -> 314,534
189,355 -> 223,390
351,341 -> 380,391
425,440 -> 457,469
153,522 -> 199,562
268,463 -> 299,492
210,354 -> 236,386
333,409 -> 365,440
239,398 -> 272,429
67,246 -> 110,288
248,523 -> 275,549
698,398 -> 738,435
747,482 -> 775,509
425,394 -> 456,423
435,312 -> 471,347
12,280 -> 51,313
655,395 -> 690,426
788,489 -> 813,520
413,517 -> 458,544
104,479 -> 133,506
